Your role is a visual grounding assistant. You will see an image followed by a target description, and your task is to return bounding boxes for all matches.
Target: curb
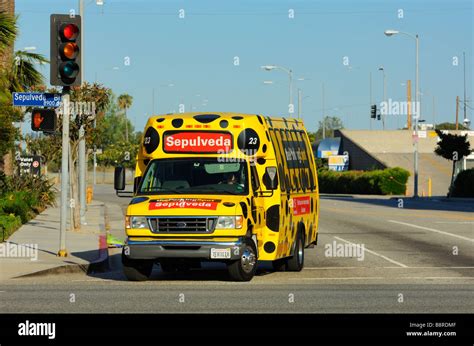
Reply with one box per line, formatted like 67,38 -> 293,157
13,204 -> 110,279
14,235 -> 109,279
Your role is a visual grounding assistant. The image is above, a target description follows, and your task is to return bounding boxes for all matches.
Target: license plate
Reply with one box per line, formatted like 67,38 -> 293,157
210,248 -> 231,259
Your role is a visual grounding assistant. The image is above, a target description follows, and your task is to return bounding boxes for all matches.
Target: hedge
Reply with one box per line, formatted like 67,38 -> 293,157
318,167 -> 410,195
451,168 -> 474,197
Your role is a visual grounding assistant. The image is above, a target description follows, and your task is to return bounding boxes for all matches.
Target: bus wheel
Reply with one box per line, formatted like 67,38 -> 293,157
286,231 -> 305,272
227,240 -> 257,281
122,252 -> 153,281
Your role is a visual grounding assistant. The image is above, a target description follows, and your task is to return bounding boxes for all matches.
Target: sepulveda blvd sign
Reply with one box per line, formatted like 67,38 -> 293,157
12,92 -> 61,108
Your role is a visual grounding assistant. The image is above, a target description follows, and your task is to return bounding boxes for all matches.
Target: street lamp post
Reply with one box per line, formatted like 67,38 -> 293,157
385,29 -> 420,197
378,66 -> 386,130
261,65 -> 293,117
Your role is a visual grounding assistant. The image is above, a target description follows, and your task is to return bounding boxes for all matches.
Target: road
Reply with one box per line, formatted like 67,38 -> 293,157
1,185 -> 473,313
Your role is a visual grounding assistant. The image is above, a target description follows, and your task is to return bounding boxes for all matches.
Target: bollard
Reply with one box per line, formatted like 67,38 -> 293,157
86,186 -> 93,204
428,177 -> 432,197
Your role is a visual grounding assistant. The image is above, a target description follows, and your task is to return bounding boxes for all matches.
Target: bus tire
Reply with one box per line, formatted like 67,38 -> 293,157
227,239 -> 257,281
122,252 -> 153,281
286,231 -> 305,272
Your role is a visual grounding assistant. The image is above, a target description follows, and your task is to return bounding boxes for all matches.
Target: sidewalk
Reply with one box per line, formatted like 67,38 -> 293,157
0,200 -> 108,281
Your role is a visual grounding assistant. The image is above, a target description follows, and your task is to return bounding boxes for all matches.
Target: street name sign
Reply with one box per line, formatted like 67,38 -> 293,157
12,92 -> 62,108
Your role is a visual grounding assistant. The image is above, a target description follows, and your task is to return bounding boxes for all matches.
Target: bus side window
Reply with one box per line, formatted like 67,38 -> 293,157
283,129 -> 298,192
289,129 -> 304,192
269,129 -> 286,192
301,132 -> 316,190
296,131 -> 310,191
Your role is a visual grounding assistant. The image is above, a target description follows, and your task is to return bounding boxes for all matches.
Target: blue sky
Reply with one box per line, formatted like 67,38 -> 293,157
15,0 -> 473,133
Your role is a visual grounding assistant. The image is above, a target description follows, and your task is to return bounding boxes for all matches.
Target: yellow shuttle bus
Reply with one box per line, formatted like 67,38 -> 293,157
114,112 -> 319,281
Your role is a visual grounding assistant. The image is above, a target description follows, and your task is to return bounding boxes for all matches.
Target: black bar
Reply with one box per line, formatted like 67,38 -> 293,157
0,314 -> 472,345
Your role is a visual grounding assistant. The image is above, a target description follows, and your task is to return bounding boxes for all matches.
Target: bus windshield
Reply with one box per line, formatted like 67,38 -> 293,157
138,158 -> 249,195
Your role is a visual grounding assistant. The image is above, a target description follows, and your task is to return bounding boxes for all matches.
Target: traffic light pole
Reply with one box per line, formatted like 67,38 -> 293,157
59,87 -> 70,257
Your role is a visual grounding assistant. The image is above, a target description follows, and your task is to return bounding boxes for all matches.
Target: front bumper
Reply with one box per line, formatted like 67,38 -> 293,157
126,238 -> 245,260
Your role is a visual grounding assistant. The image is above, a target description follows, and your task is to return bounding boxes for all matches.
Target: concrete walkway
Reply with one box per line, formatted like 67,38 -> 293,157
0,200 -> 108,281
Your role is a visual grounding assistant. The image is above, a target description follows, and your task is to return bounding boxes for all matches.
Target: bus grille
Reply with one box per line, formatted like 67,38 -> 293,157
148,217 -> 217,233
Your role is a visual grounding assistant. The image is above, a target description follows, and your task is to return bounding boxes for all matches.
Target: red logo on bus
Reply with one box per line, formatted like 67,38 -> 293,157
149,198 -> 220,210
164,132 -> 232,153
293,196 -> 311,215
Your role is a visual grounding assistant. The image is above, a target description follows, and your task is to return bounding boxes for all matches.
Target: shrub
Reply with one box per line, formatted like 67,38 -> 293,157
451,168 -> 474,197
318,167 -> 410,195
0,214 -> 22,241
0,191 -> 38,223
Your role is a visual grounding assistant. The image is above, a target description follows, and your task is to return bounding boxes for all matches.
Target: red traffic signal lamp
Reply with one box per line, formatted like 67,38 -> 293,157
31,109 -> 57,132
50,14 -> 81,86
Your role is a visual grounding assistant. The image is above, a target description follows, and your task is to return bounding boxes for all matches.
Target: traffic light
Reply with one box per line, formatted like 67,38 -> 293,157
370,104 -> 377,119
50,14 -> 81,86
31,109 -> 57,132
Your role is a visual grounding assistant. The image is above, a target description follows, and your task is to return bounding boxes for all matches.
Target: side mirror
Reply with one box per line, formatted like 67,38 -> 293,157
114,166 -> 126,191
263,166 -> 278,190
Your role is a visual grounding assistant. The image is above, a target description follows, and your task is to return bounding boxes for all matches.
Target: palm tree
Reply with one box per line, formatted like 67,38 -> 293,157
0,11 -> 49,174
117,94 -> 133,142
8,50 -> 48,92
0,11 -> 16,52
0,11 -> 17,102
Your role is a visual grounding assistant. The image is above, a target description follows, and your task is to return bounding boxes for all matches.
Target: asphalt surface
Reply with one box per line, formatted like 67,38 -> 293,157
1,185 -> 473,313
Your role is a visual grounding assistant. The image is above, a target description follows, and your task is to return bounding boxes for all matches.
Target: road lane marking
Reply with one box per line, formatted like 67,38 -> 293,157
388,220 -> 474,243
334,236 -> 408,268
324,206 -> 474,221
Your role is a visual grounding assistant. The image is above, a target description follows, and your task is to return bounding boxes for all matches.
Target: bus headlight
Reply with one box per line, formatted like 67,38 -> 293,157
216,216 -> 243,229
125,216 -> 149,229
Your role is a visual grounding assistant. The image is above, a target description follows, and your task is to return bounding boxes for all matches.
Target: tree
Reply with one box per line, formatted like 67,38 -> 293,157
117,94 -> 133,142
0,11 -> 18,173
435,122 -> 467,130
434,130 -> 471,196
8,50 -> 48,93
307,132 -> 317,143
315,116 -> 343,140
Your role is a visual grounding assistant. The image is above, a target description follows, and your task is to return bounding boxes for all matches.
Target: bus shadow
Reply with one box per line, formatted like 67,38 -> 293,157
90,252 -> 277,282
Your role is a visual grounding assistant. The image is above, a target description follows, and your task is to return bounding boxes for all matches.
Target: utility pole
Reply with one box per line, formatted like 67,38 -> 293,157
407,80 -> 412,129
463,52 -> 467,123
414,33 -> 419,198
322,82 -> 325,139
369,72 -> 372,130
78,0 -> 86,225
456,96 -> 459,130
